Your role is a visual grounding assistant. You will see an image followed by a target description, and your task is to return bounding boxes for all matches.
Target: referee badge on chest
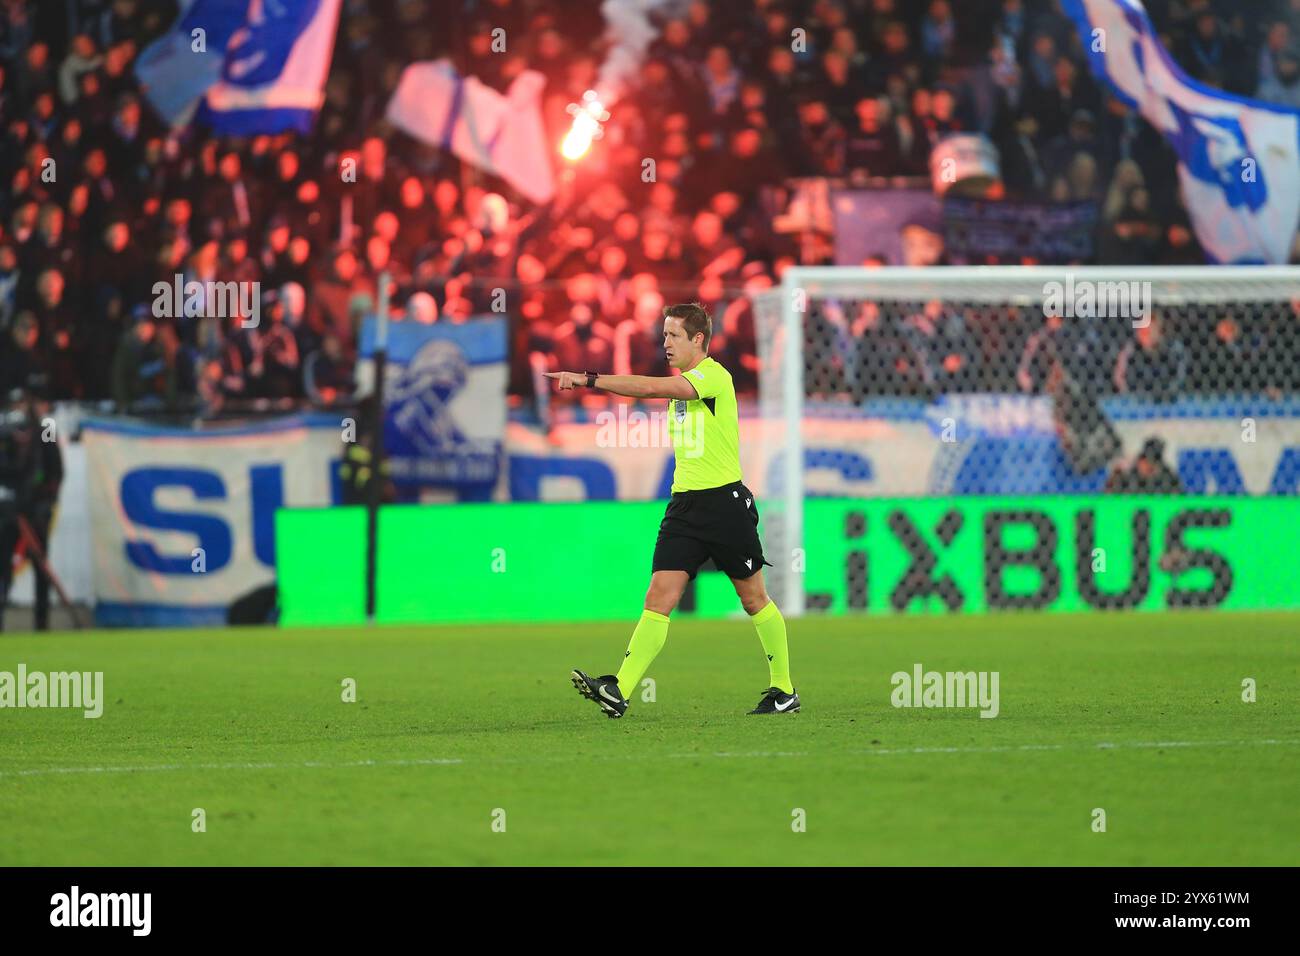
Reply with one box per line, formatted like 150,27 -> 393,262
673,399 -> 687,423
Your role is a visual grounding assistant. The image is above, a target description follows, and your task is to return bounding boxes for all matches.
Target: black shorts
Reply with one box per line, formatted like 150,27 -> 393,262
652,480 -> 773,580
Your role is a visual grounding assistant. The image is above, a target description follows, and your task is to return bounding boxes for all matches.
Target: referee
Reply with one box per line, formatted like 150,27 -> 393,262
546,302 -> 798,718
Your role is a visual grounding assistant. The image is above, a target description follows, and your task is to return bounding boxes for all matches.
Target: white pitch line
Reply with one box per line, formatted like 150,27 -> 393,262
1,738 -> 1296,780
0,757 -> 463,779
669,739 -> 1300,759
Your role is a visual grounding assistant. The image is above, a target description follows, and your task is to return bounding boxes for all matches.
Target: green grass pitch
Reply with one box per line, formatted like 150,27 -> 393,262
1,610 -> 1296,866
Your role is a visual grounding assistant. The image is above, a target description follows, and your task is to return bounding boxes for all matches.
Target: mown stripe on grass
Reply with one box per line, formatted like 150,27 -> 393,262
2,738 -> 1297,779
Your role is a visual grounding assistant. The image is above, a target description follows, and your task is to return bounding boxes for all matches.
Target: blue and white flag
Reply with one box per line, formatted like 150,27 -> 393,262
1063,0 -> 1300,263
135,0 -> 246,128
386,60 -> 557,204
359,318 -> 508,497
137,0 -> 341,134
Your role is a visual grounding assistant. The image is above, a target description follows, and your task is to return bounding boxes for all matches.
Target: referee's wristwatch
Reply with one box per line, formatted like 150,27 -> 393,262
583,372 -> 599,388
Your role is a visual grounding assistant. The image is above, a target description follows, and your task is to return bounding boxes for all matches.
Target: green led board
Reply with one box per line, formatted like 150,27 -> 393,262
275,497 -> 1300,625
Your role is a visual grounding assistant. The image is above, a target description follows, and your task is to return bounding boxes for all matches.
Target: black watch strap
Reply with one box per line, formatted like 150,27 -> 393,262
584,372 -> 598,388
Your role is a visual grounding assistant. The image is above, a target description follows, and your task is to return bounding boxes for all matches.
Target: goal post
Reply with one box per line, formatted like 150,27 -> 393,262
753,265 -> 1300,618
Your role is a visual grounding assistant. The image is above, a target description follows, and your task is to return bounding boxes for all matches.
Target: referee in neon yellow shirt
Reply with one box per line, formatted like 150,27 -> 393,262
546,302 -> 798,718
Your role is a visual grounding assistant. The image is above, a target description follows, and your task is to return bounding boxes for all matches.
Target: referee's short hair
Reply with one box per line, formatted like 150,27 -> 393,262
664,302 -> 712,351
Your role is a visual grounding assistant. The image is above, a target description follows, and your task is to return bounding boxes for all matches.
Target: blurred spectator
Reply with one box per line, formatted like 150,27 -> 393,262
971,38 -> 1023,136
593,245 -> 631,325
32,267 -> 84,398
1257,19 -> 1295,90
310,247 -> 368,349
1023,32 -> 1058,91
256,291 -> 303,398
83,216 -> 140,392
614,288 -> 666,377
0,310 -> 45,393
0,241 -> 18,327
304,333 -> 354,407
928,87 -> 964,137
849,299 -> 929,398
112,307 -> 174,410
921,2 -> 958,67
202,150 -> 259,241
870,19 -> 917,91
278,281 -> 319,360
845,97 -> 903,178
1258,297 -> 1300,395
1176,11 -> 1246,92
792,99 -> 846,176
1257,51 -> 1300,108
551,301 -> 614,389
714,267 -> 765,393
404,290 -> 438,325
1114,313 -> 1188,401
1016,311 -> 1064,394
1100,159 -> 1162,264
1044,109 -> 1104,182
903,299 -> 981,394
702,45 -> 740,117
259,216 -> 296,289
1024,55 -> 1099,143
1191,315 -> 1255,393
1105,437 -> 1184,494
1159,218 -> 1204,265
998,114 -> 1047,197
685,210 -> 744,278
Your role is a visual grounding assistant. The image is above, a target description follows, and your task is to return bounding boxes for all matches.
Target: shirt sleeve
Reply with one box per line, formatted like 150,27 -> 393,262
683,361 -> 726,400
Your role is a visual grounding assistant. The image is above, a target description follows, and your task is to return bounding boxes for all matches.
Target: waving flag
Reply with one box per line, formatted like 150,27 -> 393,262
135,0 -> 246,128
1062,0 -> 1300,263
136,0 -> 342,134
386,60 -> 557,205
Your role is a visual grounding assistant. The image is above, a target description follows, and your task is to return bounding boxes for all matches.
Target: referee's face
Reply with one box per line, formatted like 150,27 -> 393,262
662,317 -> 700,371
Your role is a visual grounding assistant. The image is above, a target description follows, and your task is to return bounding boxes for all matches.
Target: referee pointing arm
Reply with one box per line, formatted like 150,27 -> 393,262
546,302 -> 798,718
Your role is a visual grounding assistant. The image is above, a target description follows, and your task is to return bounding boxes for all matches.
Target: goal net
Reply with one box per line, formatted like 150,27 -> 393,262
752,266 -> 1300,617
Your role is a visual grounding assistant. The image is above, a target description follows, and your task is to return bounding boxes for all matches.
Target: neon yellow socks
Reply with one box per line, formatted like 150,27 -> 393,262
615,609 -> 670,697
751,600 -> 793,694
614,603 -> 791,701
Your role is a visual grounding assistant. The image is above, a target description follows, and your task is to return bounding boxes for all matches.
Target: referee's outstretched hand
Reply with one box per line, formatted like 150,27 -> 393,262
544,371 -> 586,390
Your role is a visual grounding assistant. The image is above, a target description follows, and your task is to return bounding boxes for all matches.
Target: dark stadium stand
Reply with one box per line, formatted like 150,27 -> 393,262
1,0 -> 1298,419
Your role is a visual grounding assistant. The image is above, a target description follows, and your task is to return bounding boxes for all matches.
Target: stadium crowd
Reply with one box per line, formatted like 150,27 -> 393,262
2,0 -> 1300,418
